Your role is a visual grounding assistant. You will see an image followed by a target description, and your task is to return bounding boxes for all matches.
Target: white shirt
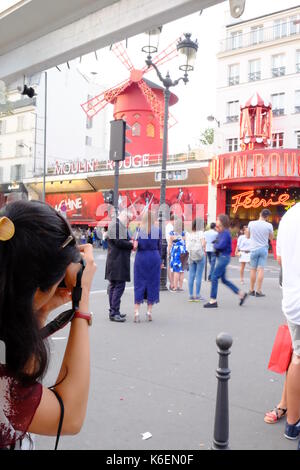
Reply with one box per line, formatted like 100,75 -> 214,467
237,234 -> 251,252
248,219 -> 273,251
277,202 -> 300,325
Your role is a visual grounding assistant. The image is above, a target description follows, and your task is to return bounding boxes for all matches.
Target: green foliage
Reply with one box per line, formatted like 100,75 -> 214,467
200,128 -> 214,146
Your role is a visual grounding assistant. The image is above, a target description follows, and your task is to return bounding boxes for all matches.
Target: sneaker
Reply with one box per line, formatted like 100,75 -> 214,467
284,419 -> 300,440
188,297 -> 194,302
194,295 -> 206,302
255,291 -> 266,297
204,301 -> 218,308
193,297 -> 201,302
239,293 -> 248,306
248,290 -> 255,296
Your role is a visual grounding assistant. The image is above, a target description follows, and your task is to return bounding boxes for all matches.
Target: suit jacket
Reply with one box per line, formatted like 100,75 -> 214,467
105,218 -> 133,282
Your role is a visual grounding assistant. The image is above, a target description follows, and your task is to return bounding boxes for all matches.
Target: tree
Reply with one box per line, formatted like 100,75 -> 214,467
199,128 -> 214,146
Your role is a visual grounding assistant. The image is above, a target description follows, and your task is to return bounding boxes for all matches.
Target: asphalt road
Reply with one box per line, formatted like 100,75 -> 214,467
35,253 -> 293,451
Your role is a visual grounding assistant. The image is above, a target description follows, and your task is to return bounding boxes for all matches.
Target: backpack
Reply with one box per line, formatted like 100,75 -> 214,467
188,232 -> 204,262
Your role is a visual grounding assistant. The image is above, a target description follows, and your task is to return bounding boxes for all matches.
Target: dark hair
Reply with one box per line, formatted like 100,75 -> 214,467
192,218 -> 204,232
217,214 -> 230,229
0,200 -> 79,385
261,209 -> 271,219
210,222 -> 216,229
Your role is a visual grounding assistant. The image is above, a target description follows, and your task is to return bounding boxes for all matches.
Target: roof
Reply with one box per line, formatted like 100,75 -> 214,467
226,5 -> 300,28
241,92 -> 271,108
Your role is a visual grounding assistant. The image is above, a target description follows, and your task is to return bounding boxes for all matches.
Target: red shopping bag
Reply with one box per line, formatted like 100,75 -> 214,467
268,324 -> 293,374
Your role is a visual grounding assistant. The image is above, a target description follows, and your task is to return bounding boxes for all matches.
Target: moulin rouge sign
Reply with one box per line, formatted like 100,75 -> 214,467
210,150 -> 300,182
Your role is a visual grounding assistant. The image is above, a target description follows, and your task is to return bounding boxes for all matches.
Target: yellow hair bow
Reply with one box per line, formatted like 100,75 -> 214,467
0,217 -> 15,241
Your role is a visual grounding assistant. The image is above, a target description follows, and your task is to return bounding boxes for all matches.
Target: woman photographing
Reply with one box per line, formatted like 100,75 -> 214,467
0,200 -> 96,450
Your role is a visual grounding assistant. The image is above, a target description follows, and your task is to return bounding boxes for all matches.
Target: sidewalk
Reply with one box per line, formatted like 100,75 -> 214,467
36,259 -> 294,450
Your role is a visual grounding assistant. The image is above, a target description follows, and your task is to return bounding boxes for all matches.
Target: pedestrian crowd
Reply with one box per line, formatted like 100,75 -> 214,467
1,199 -> 300,451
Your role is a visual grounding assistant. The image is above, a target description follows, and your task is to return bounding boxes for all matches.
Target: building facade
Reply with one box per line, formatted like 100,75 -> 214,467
209,5 -> 300,227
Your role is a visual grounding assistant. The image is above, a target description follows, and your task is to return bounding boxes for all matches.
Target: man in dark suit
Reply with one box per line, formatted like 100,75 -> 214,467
105,210 -> 136,322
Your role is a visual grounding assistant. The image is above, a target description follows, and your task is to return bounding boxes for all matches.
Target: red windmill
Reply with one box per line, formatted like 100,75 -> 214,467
81,39 -> 180,157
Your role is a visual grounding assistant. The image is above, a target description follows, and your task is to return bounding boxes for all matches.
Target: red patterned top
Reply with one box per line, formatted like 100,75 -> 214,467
0,365 -> 42,448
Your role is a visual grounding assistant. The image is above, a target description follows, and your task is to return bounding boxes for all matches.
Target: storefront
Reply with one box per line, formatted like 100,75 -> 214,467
0,182 -> 28,208
211,148 -> 300,228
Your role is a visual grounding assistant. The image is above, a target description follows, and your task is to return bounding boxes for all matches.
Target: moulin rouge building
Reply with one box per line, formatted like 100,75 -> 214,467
210,93 -> 300,228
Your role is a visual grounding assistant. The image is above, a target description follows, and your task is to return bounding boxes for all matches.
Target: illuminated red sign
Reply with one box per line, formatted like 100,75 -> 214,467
240,93 -> 272,150
231,190 -> 294,214
210,150 -> 300,183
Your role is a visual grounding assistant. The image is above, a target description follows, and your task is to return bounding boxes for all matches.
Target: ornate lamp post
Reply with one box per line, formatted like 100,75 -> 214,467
142,31 -> 198,290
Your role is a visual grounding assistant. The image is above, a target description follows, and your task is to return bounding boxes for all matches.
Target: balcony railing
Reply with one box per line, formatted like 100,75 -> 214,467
220,22 -> 300,53
248,71 -> 261,81
272,108 -> 285,116
228,75 -> 240,86
226,115 -> 239,123
272,66 -> 286,77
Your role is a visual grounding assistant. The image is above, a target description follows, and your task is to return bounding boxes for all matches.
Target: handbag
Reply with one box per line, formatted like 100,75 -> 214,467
180,252 -> 189,270
267,324 -> 293,374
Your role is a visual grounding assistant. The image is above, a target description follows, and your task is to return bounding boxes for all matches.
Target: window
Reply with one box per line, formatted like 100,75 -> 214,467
296,50 -> 300,73
17,115 -> 24,132
290,16 -> 300,35
86,116 -> 93,129
132,122 -> 141,137
230,31 -> 242,50
248,59 -> 261,81
272,54 -> 285,77
146,123 -> 155,138
228,64 -> 239,85
0,120 -> 6,135
226,101 -> 239,122
10,164 -> 25,181
295,90 -> 300,113
273,19 -> 287,39
271,93 -> 285,116
0,144 -> 2,158
85,136 -> 92,146
227,138 -> 238,152
296,131 -> 300,149
250,25 -> 263,45
272,132 -> 284,148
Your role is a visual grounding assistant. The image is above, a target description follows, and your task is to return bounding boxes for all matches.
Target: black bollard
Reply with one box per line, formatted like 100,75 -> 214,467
212,332 -> 233,450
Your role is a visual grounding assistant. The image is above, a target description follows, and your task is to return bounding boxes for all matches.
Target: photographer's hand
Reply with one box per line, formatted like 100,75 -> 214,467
37,288 -> 72,327
77,244 -> 97,312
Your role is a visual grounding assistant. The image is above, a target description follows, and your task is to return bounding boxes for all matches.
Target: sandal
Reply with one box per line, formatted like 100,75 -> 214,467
264,406 -> 287,424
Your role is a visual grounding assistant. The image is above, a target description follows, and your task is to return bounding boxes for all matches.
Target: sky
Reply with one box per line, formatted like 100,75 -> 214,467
70,0 -> 300,154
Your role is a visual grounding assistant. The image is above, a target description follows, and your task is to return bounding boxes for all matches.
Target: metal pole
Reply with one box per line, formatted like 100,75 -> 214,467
42,71 -> 47,203
159,86 -> 170,291
114,160 -> 119,219
212,332 -> 233,450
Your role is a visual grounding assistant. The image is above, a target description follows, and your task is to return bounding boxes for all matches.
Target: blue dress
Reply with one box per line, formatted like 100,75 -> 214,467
170,231 -> 186,273
134,226 -> 161,305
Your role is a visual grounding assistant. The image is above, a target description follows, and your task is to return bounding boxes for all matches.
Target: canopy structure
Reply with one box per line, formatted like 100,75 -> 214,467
0,0 -> 224,84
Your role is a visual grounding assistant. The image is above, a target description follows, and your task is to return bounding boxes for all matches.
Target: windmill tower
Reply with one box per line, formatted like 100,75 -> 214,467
81,40 -> 180,157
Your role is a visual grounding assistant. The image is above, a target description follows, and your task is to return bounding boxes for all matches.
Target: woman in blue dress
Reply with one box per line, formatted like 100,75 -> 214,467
134,211 -> 161,323
168,217 -> 187,292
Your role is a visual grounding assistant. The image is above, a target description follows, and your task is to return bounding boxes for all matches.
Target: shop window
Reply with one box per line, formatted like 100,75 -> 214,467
272,132 -> 284,148
146,123 -> 155,138
227,138 -> 238,152
132,122 -> 141,137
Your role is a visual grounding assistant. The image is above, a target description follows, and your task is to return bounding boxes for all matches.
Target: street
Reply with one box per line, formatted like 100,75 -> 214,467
36,255 -> 295,450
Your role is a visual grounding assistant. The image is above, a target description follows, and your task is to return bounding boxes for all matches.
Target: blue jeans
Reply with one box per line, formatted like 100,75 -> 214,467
207,252 -> 217,280
210,254 -> 239,300
188,257 -> 205,297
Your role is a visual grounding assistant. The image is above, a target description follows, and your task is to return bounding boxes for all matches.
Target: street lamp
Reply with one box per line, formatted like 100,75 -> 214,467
207,115 -> 220,127
143,31 -> 198,290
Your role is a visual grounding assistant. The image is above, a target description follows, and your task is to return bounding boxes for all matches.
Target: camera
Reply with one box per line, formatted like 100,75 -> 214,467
41,258 -> 85,339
